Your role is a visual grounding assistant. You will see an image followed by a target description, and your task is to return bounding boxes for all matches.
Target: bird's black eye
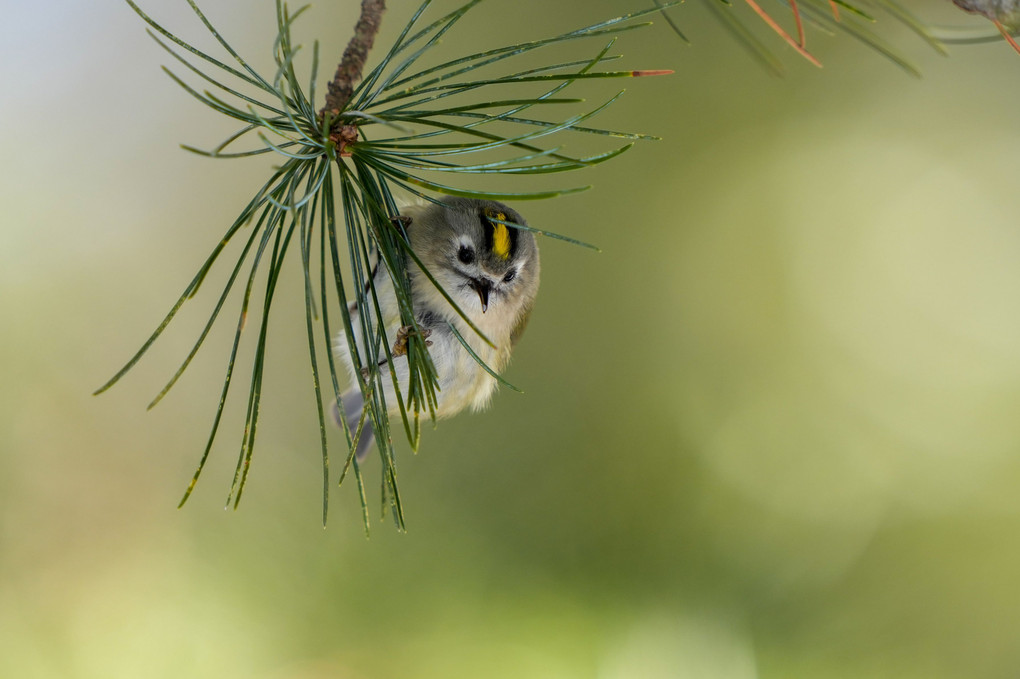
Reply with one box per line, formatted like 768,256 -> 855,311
503,269 -> 516,283
458,245 -> 475,264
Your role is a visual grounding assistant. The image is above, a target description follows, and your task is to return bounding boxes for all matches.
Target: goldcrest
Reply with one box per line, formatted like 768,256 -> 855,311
334,197 -> 540,460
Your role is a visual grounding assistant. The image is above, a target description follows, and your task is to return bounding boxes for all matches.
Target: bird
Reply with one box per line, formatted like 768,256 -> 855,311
334,196 -> 540,461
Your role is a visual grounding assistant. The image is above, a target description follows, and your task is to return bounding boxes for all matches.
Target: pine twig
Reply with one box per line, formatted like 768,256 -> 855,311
109,0 -> 669,527
322,0 -> 387,118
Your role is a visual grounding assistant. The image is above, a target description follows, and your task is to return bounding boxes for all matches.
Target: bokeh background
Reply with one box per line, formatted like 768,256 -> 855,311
4,0 -> 1020,677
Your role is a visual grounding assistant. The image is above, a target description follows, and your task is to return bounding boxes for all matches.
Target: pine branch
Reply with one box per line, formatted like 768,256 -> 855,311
104,0 -> 670,530
953,0 -> 1020,53
322,0 -> 386,117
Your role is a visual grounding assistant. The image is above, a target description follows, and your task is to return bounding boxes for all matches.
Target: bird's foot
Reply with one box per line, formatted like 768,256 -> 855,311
392,325 -> 433,357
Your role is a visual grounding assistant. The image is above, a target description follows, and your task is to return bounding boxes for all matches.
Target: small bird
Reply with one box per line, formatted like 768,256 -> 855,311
334,197 -> 540,460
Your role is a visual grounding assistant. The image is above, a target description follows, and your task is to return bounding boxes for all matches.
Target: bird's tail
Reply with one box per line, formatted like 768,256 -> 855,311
332,389 -> 376,462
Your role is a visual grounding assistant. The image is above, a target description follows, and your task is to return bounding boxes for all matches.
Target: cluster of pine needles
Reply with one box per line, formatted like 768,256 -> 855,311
96,0 -> 673,531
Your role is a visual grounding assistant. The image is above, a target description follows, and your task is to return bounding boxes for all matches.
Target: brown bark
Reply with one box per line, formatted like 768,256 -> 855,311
321,0 -> 386,119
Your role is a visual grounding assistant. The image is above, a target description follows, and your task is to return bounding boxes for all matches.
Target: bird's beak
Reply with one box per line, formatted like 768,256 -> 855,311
469,278 -> 491,313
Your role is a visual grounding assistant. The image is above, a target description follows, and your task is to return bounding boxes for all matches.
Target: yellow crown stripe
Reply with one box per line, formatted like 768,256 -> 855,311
492,212 -> 511,260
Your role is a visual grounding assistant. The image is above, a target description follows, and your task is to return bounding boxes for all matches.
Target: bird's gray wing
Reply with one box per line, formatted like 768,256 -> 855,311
331,389 -> 376,461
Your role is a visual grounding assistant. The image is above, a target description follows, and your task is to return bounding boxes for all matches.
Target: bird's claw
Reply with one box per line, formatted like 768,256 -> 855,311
392,325 -> 432,357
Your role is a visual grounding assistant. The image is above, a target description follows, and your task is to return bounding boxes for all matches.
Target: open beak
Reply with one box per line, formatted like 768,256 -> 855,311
469,278 -> 491,313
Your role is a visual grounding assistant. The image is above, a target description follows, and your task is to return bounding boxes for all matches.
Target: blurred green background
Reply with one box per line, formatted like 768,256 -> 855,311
4,1 -> 1020,677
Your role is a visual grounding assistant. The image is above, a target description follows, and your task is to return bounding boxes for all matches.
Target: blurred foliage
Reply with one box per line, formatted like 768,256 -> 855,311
663,0 -> 945,76
4,0 -> 1020,677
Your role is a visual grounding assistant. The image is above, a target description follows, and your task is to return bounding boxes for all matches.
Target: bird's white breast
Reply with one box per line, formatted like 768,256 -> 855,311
334,268 -> 513,420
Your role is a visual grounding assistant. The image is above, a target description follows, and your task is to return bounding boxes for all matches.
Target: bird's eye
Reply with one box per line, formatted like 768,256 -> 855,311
458,246 -> 475,264
503,269 -> 516,283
